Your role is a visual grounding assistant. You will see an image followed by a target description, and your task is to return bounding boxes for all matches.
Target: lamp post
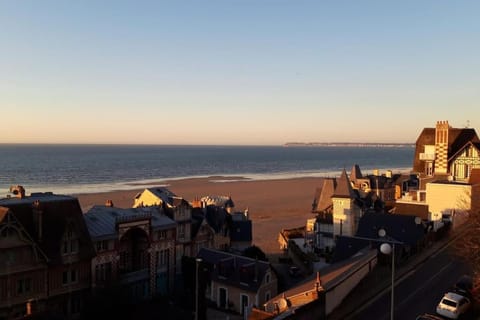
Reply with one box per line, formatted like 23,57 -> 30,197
380,242 -> 395,320
348,229 -> 401,320
195,258 -> 202,320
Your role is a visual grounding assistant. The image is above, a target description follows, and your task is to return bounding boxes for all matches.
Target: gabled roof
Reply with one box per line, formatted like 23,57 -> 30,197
84,205 -> 176,240
197,247 -> 272,292
448,140 -> 480,162
355,212 -> 425,246
413,126 -> 480,173
332,169 -> 356,199
0,193 -> 95,265
138,187 -> 189,208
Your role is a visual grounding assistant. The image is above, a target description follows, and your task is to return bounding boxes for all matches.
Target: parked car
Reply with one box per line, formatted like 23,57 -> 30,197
436,291 -> 471,319
415,313 -> 444,320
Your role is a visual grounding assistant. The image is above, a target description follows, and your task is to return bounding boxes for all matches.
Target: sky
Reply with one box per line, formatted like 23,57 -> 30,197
0,0 -> 479,145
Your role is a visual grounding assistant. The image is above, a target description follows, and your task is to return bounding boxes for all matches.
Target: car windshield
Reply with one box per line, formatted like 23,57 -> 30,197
441,298 -> 457,307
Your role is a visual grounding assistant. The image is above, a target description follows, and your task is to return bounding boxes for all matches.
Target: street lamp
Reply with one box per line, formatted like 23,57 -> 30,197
348,229 -> 401,320
195,258 -> 202,320
380,241 -> 395,320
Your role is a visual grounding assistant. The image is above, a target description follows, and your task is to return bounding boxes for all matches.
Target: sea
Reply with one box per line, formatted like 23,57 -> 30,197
0,144 -> 414,195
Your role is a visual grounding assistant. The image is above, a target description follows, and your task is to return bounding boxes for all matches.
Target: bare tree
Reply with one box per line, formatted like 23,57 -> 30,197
454,207 -> 480,301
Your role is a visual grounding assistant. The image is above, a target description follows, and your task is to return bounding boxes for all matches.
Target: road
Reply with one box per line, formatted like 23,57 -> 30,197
348,236 -> 473,320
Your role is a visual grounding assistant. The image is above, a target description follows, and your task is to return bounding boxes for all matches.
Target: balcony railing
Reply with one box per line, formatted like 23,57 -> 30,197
419,153 -> 435,160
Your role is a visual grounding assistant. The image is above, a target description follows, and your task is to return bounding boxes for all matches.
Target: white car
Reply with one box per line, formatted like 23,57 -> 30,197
436,291 -> 471,319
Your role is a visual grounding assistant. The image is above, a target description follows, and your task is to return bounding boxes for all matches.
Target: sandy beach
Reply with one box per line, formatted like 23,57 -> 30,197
75,176 -> 323,255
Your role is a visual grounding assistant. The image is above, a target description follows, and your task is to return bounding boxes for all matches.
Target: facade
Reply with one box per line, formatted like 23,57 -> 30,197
395,121 -> 480,229
84,204 -> 176,299
331,169 -> 362,238
197,248 -> 278,316
0,188 -> 95,320
133,187 -> 192,274
413,120 -> 480,183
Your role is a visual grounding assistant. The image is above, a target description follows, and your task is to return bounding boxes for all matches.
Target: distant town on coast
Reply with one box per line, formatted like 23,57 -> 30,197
284,142 -> 415,147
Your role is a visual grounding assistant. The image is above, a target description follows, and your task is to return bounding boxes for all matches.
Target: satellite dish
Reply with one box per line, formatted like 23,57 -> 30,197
265,302 -> 276,313
277,298 -> 288,311
414,217 -> 422,225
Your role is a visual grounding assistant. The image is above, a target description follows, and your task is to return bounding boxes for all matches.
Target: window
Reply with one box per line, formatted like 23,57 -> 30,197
156,249 -> 169,267
96,240 -> 109,252
265,273 -> 270,284
17,278 -> 31,295
62,225 -> 79,255
178,224 -> 185,239
62,270 -> 78,285
158,231 -> 167,239
95,262 -> 112,282
265,291 -> 271,302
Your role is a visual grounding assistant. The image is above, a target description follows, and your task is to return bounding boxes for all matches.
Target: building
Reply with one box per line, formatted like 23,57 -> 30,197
0,187 -> 95,320
83,203 -> 177,299
133,187 -> 192,274
197,248 -> 278,316
413,120 -> 480,184
395,121 -> 480,228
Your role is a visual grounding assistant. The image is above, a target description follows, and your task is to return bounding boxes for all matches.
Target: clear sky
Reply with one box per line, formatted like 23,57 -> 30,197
1,1 -> 479,145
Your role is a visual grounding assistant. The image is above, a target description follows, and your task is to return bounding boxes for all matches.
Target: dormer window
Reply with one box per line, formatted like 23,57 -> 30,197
62,224 -> 79,255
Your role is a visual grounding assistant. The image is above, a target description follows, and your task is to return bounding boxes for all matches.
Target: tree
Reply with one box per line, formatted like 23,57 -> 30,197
454,208 -> 480,301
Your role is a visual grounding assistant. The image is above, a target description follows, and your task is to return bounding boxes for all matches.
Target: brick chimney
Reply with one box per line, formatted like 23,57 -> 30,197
435,120 -> 450,175
9,185 -> 26,199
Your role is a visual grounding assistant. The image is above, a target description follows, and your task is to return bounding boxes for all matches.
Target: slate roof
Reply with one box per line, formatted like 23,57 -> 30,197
197,247 -> 271,292
332,169 -> 356,199
355,212 -> 425,246
230,219 -> 252,242
413,127 -> 480,173
350,164 -> 363,181
0,193 -> 95,265
84,205 -> 176,240
312,178 -> 336,213
205,205 -> 230,233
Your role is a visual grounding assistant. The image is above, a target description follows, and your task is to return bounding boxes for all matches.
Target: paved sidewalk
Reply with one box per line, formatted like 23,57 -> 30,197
327,233 -> 455,320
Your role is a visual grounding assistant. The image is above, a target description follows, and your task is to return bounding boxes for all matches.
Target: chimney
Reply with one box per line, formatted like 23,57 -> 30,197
386,170 -> 392,179
9,185 -> 26,199
105,199 -> 114,207
32,200 -> 43,242
435,120 -> 450,175
244,207 -> 249,220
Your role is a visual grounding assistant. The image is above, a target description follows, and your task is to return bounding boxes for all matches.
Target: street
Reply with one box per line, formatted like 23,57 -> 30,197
345,236 -> 474,320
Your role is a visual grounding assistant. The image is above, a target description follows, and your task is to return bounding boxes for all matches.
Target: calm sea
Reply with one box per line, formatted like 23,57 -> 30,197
0,144 -> 414,195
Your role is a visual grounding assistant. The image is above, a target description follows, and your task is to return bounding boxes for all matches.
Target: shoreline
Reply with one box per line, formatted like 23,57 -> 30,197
6,167 -> 411,197
74,175 -> 325,255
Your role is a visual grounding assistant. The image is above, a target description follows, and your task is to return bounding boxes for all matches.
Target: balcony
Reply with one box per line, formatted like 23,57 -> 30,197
419,153 -> 435,161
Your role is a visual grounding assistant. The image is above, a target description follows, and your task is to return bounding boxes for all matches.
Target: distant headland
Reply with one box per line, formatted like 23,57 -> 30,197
283,142 -> 415,147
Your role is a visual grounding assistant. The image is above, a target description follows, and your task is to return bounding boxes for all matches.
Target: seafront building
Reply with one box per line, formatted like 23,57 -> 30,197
84,203 -> 177,299
0,187 -> 95,320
